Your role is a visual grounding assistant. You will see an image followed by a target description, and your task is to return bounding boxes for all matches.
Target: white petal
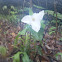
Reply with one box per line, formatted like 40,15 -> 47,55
32,10 -> 44,22
21,10 -> 44,32
31,21 -> 41,32
30,10 -> 44,32
39,10 -> 44,20
32,13 -> 39,21
21,15 -> 32,25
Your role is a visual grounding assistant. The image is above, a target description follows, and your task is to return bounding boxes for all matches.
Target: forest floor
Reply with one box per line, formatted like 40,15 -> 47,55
0,20 -> 62,62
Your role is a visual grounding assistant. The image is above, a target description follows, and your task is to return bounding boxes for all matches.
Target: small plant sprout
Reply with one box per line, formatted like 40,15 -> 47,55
21,10 -> 44,32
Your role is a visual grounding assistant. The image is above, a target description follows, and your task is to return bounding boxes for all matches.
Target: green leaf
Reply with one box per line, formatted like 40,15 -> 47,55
36,46 -> 42,55
55,52 -> 62,60
27,25 -> 44,41
2,6 -> 7,10
29,8 -> 33,15
25,33 -> 30,45
14,27 -> 27,45
51,20 -> 60,23
33,4 -> 44,9
0,46 -> 7,56
13,52 -> 23,62
41,20 -> 45,29
49,31 -> 55,35
51,20 -> 56,23
38,27 -> 44,40
10,11 -> 17,15
59,38 -> 62,41
45,10 -> 62,20
11,6 -> 15,10
49,26 -> 56,31
22,52 -> 30,62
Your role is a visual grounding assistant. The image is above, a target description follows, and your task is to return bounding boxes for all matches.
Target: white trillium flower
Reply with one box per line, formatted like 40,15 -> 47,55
21,10 -> 44,32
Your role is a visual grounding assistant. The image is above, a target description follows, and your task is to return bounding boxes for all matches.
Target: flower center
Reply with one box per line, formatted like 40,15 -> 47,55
32,18 -> 35,21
